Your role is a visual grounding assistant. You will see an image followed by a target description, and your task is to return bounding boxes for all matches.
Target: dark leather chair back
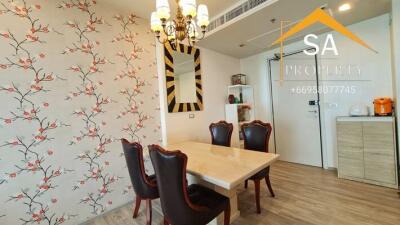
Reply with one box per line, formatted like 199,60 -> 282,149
241,120 -> 272,152
209,121 -> 233,147
122,139 -> 157,198
149,145 -> 207,225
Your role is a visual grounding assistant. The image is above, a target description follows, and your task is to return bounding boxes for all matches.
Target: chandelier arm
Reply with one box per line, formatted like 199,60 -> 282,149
162,23 -> 175,36
185,21 -> 192,37
162,24 -> 168,36
187,22 -> 195,47
187,21 -> 197,38
195,30 -> 206,41
156,35 -> 169,45
188,38 -> 193,47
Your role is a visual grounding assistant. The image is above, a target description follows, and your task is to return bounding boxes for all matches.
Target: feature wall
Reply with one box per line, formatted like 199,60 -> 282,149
0,0 -> 161,224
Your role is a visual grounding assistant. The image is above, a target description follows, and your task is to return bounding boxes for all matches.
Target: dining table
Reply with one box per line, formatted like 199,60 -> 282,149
164,141 -> 280,225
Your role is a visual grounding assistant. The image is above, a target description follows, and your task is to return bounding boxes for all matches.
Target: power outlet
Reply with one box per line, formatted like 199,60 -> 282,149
189,114 -> 195,119
328,103 -> 338,108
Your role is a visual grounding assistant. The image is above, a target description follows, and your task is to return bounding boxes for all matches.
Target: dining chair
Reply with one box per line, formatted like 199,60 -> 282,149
241,120 -> 275,214
121,139 -> 159,225
148,145 -> 231,225
209,120 -> 234,147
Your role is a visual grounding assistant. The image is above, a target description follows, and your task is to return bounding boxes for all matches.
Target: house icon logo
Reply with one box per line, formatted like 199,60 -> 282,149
271,8 -> 377,53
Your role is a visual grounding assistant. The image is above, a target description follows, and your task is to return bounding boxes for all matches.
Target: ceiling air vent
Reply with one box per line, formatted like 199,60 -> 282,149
207,0 -> 269,32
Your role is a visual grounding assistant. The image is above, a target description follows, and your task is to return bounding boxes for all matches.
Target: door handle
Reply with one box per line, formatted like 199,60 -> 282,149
308,110 -> 318,113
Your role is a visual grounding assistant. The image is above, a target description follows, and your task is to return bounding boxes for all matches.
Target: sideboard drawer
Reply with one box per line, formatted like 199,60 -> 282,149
338,147 -> 364,179
364,152 -> 396,185
337,122 -> 363,148
363,122 -> 394,153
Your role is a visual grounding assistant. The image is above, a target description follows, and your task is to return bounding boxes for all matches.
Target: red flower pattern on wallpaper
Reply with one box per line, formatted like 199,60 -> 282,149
111,13 -> 162,188
0,0 -> 73,224
0,0 -> 161,224
58,0 -> 119,215
112,13 -> 153,142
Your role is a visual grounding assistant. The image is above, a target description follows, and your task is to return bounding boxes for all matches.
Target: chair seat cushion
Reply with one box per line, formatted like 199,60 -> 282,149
187,184 -> 229,220
249,166 -> 270,180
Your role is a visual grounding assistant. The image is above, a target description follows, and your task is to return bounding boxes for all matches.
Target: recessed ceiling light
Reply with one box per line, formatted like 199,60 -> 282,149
338,3 -> 351,12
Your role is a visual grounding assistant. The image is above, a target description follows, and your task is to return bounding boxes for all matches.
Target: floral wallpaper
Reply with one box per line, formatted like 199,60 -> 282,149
0,0 -> 161,224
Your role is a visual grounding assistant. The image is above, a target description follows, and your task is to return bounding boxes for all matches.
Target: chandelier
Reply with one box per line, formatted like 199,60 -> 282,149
151,0 -> 210,46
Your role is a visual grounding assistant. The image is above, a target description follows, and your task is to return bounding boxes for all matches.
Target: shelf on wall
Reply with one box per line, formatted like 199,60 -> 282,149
226,103 -> 252,107
228,84 -> 252,89
225,84 -> 255,149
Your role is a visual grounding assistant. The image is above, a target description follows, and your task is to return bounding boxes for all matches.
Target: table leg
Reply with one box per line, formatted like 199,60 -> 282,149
187,175 -> 240,225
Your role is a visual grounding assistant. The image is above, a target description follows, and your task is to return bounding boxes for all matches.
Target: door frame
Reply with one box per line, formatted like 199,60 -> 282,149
267,47 -> 325,168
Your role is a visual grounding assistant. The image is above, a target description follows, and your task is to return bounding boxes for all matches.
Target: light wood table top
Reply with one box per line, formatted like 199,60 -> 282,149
165,141 -> 280,190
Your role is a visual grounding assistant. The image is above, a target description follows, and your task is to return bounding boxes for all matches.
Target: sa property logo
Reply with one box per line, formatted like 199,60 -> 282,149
271,8 -> 377,56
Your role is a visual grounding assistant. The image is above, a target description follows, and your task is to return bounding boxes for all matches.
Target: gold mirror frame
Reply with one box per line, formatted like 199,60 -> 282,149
164,41 -> 204,113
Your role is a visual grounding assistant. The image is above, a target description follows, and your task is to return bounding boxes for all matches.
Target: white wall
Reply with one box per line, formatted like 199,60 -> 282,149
157,46 -> 241,144
393,1 -> 400,75
392,0 -> 400,162
240,14 -> 393,168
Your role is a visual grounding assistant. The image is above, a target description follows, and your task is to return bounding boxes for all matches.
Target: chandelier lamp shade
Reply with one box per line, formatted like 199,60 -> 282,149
151,0 -> 209,46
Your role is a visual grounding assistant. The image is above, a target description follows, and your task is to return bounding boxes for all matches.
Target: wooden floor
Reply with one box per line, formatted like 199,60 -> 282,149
86,161 -> 400,225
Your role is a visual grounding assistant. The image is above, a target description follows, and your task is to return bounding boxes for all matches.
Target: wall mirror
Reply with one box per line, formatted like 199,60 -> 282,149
164,42 -> 203,113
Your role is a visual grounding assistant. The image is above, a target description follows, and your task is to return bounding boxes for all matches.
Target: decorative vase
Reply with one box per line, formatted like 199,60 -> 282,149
228,94 -> 235,104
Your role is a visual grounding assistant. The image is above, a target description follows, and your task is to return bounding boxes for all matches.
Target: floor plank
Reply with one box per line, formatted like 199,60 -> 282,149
85,161 -> 400,225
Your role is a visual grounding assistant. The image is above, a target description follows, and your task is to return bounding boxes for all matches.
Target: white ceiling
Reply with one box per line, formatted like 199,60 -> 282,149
110,0 -> 242,20
197,0 -> 391,58
107,0 -> 391,59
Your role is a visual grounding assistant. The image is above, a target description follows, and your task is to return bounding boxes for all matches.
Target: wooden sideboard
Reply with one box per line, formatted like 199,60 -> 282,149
336,117 -> 398,188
